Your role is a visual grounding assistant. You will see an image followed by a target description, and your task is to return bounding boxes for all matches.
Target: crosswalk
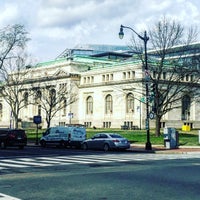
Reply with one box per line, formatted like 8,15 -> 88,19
0,153 -> 199,170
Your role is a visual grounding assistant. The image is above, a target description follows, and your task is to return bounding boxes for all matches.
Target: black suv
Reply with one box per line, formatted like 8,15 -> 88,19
0,128 -> 27,149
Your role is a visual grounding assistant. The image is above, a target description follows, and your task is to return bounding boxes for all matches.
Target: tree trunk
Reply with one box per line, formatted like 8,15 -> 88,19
155,115 -> 161,137
46,114 -> 51,129
14,117 -> 18,129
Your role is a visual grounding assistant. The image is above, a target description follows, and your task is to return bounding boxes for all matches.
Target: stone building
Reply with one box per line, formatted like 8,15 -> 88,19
0,44 -> 199,129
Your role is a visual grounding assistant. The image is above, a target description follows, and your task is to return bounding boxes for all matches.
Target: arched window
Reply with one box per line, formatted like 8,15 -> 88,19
105,94 -> 112,114
182,95 -> 191,120
86,96 -> 93,114
126,93 -> 134,113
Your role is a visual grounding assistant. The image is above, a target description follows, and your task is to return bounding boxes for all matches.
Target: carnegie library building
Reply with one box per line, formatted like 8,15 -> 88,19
0,43 -> 200,129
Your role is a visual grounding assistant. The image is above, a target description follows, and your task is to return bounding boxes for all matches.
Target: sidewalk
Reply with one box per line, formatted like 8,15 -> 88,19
129,144 -> 200,154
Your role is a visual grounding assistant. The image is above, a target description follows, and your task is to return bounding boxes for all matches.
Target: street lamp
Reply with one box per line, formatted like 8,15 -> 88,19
119,24 -> 152,150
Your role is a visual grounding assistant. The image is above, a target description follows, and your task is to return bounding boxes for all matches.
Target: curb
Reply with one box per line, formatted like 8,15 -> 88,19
26,142 -> 200,154
129,144 -> 200,154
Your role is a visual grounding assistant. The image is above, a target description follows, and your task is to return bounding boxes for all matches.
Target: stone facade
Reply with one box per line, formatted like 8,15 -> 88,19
0,44 -> 199,129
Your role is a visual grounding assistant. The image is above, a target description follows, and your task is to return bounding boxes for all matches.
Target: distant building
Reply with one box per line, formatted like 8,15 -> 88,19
0,43 -> 200,129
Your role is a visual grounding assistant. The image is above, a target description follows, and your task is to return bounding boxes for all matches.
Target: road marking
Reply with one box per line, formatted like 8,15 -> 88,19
0,153 -> 200,170
37,156 -> 110,164
17,158 -> 59,165
0,161 -> 29,168
0,167 -> 7,170
69,155 -> 135,162
1,159 -> 52,167
0,193 -> 21,200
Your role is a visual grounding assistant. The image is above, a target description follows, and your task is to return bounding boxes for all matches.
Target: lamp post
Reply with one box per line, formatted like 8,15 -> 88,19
119,24 -> 152,150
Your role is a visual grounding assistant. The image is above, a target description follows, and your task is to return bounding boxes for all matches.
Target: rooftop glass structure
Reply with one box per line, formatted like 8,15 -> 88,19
56,44 -> 134,59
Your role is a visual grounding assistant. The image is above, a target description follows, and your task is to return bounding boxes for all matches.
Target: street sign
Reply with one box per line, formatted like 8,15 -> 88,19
149,112 -> 154,120
140,97 -> 146,103
33,115 -> 42,124
68,112 -> 73,118
33,115 -> 42,145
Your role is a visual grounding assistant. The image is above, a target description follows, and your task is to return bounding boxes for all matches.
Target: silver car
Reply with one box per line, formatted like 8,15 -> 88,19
82,133 -> 130,151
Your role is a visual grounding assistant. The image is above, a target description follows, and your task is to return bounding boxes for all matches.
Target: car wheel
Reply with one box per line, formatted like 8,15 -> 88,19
0,141 -> 6,149
103,143 -> 110,152
64,141 -> 69,148
60,140 -> 65,148
82,143 -> 88,150
40,140 -> 46,147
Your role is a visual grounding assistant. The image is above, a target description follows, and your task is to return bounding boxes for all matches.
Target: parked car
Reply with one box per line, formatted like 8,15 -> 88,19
40,126 -> 86,148
82,133 -> 130,151
0,128 -> 27,149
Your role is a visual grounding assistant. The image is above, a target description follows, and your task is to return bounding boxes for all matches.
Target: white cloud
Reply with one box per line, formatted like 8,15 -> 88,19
0,0 -> 199,62
0,3 -> 19,26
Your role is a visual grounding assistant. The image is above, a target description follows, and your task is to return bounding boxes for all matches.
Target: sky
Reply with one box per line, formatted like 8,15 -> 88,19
0,0 -> 199,62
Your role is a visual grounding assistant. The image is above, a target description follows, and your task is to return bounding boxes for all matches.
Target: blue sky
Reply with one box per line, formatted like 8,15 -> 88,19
0,0 -> 199,62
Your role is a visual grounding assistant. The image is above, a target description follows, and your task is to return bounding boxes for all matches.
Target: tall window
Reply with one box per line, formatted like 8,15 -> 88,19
163,72 -> 166,79
86,96 -> 93,114
24,92 -> 28,107
50,89 -> 56,99
62,98 -> 67,115
0,103 -> 2,119
38,105 -> 41,116
105,94 -> 112,114
49,89 -> 56,107
126,93 -> 134,113
35,90 -> 42,104
182,95 -> 191,120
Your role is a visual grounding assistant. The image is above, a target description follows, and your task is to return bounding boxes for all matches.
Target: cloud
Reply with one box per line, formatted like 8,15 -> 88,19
0,2 -> 19,26
0,0 -> 199,62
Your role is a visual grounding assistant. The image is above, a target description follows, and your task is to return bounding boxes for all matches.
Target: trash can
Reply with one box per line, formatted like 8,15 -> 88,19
164,128 -> 179,149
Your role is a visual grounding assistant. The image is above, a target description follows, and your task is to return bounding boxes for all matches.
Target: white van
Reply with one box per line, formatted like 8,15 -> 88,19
40,125 -> 86,148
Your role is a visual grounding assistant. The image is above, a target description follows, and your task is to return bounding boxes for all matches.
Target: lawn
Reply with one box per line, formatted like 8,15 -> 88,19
86,128 -> 200,146
26,128 -> 200,146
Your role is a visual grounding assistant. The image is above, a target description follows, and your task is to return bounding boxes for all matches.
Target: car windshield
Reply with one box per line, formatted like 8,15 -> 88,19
110,134 -> 122,138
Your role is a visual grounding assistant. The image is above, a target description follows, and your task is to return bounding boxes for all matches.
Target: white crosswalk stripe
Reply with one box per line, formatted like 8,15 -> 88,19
0,161 -> 29,168
0,153 -> 199,170
0,193 -> 21,200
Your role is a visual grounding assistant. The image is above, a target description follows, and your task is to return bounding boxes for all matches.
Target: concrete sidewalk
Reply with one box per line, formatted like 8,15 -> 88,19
129,144 -> 200,154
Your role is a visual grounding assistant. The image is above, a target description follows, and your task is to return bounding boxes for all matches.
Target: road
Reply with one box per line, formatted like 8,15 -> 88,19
0,146 -> 200,200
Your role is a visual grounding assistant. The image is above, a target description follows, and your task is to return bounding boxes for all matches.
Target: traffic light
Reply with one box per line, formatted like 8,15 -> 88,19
149,83 -> 156,102
152,104 -> 157,113
151,83 -> 156,95
150,83 -> 157,113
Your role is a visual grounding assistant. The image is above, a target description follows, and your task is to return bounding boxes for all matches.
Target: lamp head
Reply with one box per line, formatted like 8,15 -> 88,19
119,25 -> 124,39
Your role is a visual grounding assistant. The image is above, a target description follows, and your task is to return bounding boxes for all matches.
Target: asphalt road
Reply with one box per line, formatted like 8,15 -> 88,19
0,146 -> 200,200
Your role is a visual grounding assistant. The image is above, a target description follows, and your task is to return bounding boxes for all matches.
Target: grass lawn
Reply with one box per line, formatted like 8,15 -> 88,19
26,128 -> 200,146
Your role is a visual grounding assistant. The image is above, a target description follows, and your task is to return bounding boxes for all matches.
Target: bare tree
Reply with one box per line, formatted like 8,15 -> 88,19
0,24 -> 30,128
0,24 -> 29,69
0,53 -> 34,128
32,75 -> 79,129
130,16 -> 200,136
